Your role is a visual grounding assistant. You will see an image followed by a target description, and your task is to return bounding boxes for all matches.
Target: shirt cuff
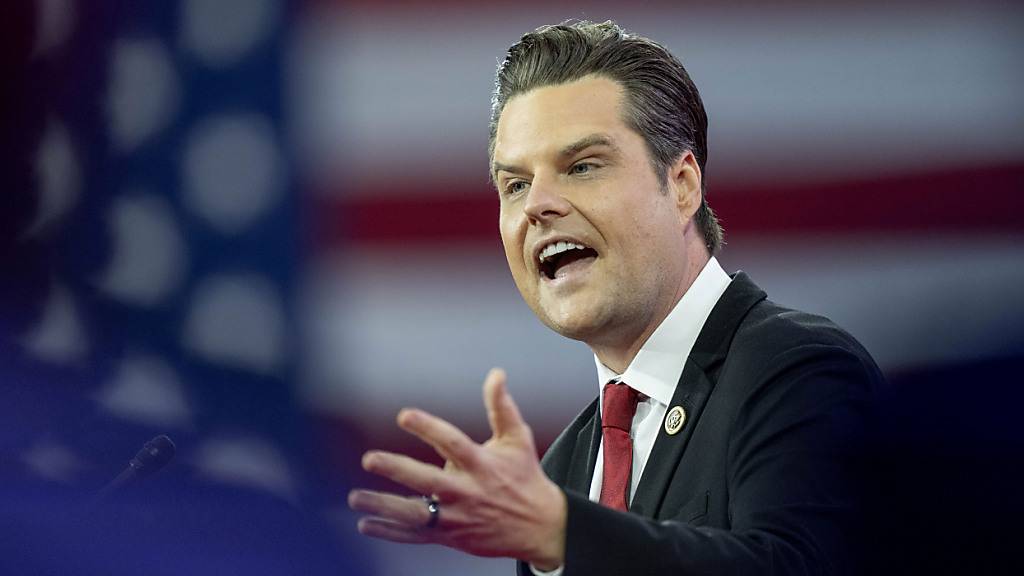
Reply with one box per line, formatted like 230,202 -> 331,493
529,563 -> 564,576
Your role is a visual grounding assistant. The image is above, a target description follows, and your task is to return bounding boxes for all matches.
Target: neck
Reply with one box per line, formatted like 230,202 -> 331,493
591,249 -> 711,374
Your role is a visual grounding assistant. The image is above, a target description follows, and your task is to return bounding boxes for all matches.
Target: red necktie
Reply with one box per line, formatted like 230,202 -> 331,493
599,382 -> 640,511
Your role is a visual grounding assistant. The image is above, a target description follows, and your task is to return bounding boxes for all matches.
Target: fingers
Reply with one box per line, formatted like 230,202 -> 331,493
483,367 -> 527,439
348,489 -> 433,528
362,450 -> 454,498
351,369 -> 560,560
356,517 -> 431,544
397,408 -> 481,469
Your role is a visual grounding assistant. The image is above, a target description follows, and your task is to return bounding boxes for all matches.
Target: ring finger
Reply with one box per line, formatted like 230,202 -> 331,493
348,489 -> 437,528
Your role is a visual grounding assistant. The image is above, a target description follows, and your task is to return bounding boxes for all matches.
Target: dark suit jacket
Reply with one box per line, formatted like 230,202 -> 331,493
519,272 -> 884,575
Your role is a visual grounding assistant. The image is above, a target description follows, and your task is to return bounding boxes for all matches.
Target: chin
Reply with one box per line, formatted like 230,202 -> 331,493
538,307 -> 606,343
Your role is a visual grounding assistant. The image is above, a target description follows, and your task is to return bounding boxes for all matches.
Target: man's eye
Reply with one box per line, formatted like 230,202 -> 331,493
571,162 -> 595,175
505,181 -> 529,195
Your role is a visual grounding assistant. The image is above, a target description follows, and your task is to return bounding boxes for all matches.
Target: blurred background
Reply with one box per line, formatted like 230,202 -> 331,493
2,0 -> 1023,574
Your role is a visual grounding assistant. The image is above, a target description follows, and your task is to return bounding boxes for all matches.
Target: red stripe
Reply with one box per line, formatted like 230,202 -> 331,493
310,163 -> 1024,247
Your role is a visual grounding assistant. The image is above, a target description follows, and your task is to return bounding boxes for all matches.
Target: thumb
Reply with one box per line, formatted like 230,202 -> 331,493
483,368 -> 527,439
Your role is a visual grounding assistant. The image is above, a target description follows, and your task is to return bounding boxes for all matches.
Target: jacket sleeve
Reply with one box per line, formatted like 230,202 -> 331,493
551,345 -> 880,576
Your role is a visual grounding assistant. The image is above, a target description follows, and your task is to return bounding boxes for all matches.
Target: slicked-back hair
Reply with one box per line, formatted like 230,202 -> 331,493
489,20 -> 723,253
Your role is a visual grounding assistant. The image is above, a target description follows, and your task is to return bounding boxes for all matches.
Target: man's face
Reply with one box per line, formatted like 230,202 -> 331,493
493,75 -> 692,349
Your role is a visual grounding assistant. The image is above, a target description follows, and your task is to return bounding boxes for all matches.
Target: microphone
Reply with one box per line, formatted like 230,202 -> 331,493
93,435 -> 176,503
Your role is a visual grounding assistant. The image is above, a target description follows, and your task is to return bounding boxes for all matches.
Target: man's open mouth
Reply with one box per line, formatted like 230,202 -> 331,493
538,241 -> 599,280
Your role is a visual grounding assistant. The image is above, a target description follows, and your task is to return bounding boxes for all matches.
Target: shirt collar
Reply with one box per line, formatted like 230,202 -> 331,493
595,256 -> 732,407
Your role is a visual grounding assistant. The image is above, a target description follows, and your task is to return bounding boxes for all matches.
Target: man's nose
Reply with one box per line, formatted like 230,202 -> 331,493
523,176 -> 571,226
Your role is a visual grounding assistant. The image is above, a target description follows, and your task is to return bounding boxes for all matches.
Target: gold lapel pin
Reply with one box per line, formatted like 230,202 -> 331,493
664,405 -> 687,435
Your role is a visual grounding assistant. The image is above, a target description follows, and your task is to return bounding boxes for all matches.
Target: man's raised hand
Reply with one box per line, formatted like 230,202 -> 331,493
348,368 -> 567,569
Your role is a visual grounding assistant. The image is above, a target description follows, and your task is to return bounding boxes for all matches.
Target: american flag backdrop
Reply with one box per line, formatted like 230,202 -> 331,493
292,1 -> 1024,573
3,0 -> 1024,575
2,1 -> 370,574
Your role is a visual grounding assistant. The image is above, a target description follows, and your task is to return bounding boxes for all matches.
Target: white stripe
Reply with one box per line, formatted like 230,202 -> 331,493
300,235 -> 1024,426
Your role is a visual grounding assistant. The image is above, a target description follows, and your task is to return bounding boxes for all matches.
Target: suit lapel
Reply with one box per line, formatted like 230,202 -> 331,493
629,357 -> 711,518
541,398 -> 600,495
566,399 -> 602,494
630,272 -> 767,519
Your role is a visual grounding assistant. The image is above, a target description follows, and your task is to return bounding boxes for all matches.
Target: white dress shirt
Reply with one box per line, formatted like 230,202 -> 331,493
531,257 -> 732,575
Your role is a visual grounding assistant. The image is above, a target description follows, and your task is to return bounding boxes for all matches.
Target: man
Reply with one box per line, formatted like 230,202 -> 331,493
348,21 -> 883,575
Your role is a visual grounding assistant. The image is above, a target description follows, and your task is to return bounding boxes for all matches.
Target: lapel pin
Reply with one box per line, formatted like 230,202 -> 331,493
664,405 -> 686,435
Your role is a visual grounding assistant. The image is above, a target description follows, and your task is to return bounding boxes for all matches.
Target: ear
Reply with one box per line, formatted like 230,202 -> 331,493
667,151 -> 702,224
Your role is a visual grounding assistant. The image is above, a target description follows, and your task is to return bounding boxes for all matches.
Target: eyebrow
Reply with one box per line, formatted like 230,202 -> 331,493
559,133 -> 620,159
491,133 -> 620,181
491,161 -> 523,180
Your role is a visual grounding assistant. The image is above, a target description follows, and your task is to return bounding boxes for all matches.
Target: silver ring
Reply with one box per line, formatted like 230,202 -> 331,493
422,496 -> 440,529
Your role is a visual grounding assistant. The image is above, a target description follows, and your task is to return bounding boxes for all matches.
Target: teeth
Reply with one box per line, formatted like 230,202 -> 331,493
539,240 -> 587,263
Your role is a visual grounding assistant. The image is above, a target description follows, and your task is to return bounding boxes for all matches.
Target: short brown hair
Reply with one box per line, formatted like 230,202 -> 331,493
489,20 -> 723,253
